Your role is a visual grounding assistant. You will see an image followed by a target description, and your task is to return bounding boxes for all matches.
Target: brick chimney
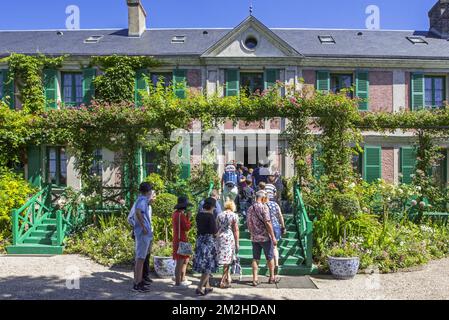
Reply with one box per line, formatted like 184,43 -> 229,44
127,0 -> 147,37
429,0 -> 449,38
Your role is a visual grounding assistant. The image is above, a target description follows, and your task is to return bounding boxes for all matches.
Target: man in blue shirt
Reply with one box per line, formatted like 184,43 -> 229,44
198,189 -> 222,219
133,182 -> 155,293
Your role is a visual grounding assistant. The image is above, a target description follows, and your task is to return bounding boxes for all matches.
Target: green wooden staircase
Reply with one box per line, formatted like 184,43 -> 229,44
6,186 -> 72,255
236,187 -> 318,276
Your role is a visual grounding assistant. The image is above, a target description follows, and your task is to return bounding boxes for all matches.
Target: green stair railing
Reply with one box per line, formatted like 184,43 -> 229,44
11,185 -> 53,245
293,186 -> 314,268
192,181 -> 215,199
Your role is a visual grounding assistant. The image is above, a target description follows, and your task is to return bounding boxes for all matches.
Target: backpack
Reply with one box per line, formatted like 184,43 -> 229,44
223,165 -> 238,187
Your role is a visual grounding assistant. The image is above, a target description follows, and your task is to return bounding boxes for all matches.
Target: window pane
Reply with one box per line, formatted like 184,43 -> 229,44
240,73 -> 264,94
152,73 -> 172,87
435,89 -> 444,106
145,151 -> 158,175
59,148 -> 67,186
425,77 -> 432,90
340,75 -> 352,89
330,74 -> 353,95
48,148 -> 57,184
434,78 -> 444,90
75,74 -> 83,104
90,149 -> 103,177
63,74 -> 73,104
425,88 -> 433,107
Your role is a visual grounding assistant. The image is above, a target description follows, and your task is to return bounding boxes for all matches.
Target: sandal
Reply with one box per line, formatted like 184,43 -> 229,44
195,289 -> 206,296
252,280 -> 261,287
268,277 -> 281,284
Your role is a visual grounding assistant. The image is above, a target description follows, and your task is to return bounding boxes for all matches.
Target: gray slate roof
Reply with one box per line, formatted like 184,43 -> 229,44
0,27 -> 449,59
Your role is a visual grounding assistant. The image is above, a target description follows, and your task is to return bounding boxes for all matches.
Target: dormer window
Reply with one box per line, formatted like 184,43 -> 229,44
84,35 -> 104,43
318,35 -> 335,44
171,36 -> 186,44
407,36 -> 428,44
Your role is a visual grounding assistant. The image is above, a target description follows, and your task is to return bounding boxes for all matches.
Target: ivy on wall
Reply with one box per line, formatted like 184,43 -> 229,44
91,55 -> 160,104
0,53 -> 66,113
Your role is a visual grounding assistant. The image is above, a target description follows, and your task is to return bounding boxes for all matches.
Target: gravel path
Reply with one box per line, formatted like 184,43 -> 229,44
1,254 -> 449,300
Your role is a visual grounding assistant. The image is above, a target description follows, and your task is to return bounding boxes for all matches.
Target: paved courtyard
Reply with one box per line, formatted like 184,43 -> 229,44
0,254 -> 449,300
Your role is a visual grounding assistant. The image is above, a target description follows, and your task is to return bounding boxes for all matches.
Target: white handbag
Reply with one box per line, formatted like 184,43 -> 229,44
177,212 -> 193,256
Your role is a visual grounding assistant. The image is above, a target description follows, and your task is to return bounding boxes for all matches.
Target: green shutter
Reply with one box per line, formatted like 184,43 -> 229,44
27,146 -> 42,188
316,71 -> 330,93
225,69 -> 240,97
400,147 -> 417,184
363,146 -> 382,183
43,69 -> 58,110
173,69 -> 187,99
135,69 -> 148,107
356,71 -> 369,111
312,146 -> 324,179
1,70 -> 14,109
264,69 -> 280,90
136,147 -> 144,184
178,144 -> 191,180
82,68 -> 96,106
411,73 -> 425,111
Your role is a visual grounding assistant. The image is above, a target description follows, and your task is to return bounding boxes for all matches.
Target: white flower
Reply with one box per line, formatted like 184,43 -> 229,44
416,186 -> 422,191
411,200 -> 418,206
348,182 -> 356,189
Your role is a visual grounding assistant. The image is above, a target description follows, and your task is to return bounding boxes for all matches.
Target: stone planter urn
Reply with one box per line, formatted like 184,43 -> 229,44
327,256 -> 360,280
153,256 -> 175,278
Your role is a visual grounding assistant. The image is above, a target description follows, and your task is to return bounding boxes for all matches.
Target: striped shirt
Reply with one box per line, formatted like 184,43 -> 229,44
265,183 -> 277,198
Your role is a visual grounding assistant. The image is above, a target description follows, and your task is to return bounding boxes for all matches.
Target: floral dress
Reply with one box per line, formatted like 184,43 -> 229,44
216,211 -> 239,265
266,201 -> 282,241
193,211 -> 219,274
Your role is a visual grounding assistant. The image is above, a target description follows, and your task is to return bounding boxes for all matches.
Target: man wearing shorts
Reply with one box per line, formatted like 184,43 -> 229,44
133,182 -> 154,293
246,190 -> 280,286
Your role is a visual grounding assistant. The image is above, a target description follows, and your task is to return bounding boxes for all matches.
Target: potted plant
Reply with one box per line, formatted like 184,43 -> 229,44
152,240 -> 175,278
327,193 -> 361,280
152,193 -> 178,242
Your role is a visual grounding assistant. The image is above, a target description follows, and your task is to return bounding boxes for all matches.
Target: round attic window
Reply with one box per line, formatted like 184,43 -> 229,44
244,36 -> 258,50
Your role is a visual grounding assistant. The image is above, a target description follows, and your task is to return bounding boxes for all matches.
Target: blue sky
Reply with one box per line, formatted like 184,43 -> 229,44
0,0 -> 438,31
